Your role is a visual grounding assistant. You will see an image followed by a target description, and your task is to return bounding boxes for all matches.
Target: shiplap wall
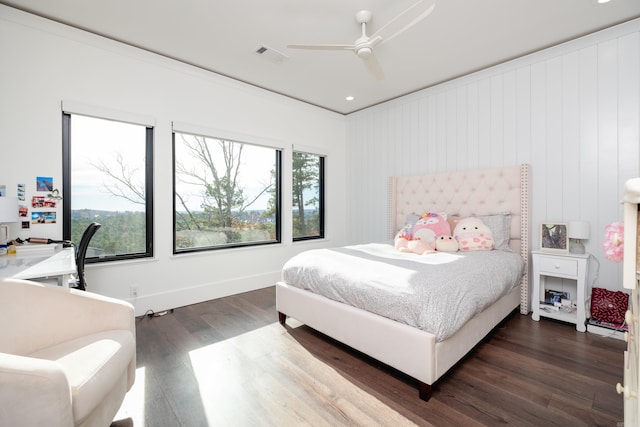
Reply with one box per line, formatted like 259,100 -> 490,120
346,19 -> 640,293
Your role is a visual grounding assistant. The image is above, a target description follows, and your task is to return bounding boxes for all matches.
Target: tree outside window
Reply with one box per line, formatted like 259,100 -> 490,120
173,132 -> 280,252
63,113 -> 153,261
292,152 -> 324,240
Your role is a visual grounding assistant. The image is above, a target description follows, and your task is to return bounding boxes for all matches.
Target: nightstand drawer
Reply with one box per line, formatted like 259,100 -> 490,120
538,256 -> 578,276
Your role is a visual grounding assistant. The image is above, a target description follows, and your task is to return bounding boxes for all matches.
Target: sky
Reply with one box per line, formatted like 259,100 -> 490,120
71,115 -> 146,212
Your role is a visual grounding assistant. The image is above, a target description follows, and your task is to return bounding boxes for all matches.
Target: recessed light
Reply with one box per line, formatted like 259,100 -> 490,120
346,96 -> 355,101
595,0 -> 612,3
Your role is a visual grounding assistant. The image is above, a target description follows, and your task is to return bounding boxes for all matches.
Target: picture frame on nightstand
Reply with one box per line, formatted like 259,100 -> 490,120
540,222 -> 569,253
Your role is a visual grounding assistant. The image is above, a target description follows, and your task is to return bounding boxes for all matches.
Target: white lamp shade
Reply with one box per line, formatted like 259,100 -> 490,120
568,220 -> 590,240
0,197 -> 19,223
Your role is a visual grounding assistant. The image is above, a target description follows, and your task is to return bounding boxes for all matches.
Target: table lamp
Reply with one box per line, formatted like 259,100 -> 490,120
568,220 -> 590,254
0,197 -> 19,255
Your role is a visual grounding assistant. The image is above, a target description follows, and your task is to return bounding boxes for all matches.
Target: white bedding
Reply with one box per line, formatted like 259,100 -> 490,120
281,243 -> 525,341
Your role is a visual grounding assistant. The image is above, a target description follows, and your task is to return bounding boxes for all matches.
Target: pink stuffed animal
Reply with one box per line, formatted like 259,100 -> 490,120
453,217 -> 494,251
411,212 -> 451,245
395,236 -> 436,255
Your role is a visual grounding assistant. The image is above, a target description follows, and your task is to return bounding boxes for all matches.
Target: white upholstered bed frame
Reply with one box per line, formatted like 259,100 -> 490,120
276,164 -> 530,401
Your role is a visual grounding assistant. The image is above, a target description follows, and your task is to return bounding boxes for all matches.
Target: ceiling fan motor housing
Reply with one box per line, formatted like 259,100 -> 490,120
356,46 -> 373,58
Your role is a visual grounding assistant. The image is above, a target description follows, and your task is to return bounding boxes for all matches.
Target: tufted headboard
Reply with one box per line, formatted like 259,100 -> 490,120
388,164 -> 530,314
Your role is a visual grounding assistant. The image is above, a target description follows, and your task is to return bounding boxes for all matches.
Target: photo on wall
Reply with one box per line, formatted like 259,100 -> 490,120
31,196 -> 57,208
31,211 -> 56,224
17,183 -> 25,201
36,176 -> 53,192
32,196 -> 45,208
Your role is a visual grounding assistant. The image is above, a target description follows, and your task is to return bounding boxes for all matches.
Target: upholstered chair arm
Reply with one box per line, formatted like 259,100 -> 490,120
0,352 -> 74,427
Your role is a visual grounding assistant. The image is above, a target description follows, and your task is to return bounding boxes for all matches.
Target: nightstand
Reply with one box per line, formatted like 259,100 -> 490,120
531,250 -> 589,332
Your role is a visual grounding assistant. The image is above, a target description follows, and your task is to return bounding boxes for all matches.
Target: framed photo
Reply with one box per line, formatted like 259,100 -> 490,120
540,222 -> 569,253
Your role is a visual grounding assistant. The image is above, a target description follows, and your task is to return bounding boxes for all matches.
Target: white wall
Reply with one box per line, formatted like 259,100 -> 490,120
0,6 -> 347,315
346,19 -> 640,294
3,6 -> 638,309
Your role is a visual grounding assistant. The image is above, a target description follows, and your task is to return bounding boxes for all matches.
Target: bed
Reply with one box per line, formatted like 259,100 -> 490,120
276,164 -> 530,401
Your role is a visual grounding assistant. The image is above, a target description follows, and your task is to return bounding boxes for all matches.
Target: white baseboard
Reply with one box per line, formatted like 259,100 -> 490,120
586,323 -> 626,340
126,270 -> 280,317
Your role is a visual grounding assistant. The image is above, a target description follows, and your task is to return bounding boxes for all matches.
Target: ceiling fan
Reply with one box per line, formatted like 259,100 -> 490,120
287,0 -> 436,80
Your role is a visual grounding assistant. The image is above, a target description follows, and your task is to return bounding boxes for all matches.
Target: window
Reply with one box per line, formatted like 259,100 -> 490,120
173,131 -> 281,252
292,151 -> 324,241
62,113 -> 154,261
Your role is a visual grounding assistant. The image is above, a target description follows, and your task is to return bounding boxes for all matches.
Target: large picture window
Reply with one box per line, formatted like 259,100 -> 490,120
62,113 -> 154,261
292,151 -> 324,241
173,131 -> 281,252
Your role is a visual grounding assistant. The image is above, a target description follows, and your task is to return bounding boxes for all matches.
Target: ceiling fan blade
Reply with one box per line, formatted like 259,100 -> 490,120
287,44 -> 355,51
362,54 -> 384,80
371,0 -> 436,45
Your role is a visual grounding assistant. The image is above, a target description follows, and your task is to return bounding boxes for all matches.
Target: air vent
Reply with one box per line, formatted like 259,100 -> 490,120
255,45 -> 289,63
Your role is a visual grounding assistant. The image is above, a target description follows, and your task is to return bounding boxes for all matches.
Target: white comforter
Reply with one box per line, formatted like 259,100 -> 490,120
281,243 -> 524,341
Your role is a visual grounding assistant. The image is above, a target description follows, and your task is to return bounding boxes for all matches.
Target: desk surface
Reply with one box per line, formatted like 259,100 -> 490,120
0,247 -> 76,282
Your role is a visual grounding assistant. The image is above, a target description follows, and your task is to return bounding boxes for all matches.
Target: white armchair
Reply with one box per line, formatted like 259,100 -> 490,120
0,278 -> 136,427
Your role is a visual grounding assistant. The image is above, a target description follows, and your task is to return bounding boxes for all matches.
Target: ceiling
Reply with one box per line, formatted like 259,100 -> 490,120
2,0 -> 640,114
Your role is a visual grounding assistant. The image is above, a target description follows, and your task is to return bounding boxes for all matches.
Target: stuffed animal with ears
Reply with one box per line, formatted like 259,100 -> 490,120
395,212 -> 452,255
435,235 -> 459,252
411,212 -> 451,245
395,235 -> 436,255
453,217 -> 494,251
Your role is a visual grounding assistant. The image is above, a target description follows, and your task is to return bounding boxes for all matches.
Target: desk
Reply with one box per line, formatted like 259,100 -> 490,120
0,247 -> 76,287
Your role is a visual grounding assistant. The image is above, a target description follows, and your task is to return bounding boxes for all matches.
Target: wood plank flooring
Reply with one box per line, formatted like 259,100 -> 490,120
114,286 -> 627,426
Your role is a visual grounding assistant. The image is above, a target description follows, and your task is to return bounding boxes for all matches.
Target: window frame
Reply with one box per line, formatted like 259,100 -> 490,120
172,130 -> 282,254
62,112 -> 154,263
292,151 -> 325,242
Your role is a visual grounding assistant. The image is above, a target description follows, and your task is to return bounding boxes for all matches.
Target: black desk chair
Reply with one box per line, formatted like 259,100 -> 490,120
74,222 -> 101,291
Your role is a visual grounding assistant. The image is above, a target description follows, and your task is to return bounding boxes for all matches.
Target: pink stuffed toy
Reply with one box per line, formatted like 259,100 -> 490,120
395,236 -> 436,255
394,223 -> 413,249
454,217 -> 494,251
411,212 -> 451,245
394,212 -> 452,255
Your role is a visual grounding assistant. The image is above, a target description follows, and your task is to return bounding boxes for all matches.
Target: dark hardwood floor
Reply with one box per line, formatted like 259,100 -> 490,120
114,286 -> 627,426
